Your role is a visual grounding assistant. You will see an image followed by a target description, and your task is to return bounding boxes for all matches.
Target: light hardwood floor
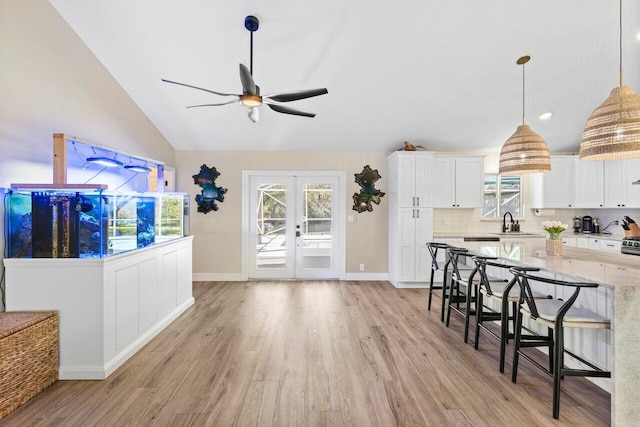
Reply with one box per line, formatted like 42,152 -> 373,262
1,281 -> 610,426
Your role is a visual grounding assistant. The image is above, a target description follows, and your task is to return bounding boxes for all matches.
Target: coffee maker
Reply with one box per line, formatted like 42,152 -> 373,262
573,216 -> 582,233
582,215 -> 593,234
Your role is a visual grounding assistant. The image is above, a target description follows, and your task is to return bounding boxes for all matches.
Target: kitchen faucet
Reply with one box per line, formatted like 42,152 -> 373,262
502,211 -> 514,233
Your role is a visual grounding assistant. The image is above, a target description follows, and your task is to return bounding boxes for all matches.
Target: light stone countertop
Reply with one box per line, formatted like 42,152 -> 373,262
436,239 -> 640,289
433,231 -> 626,241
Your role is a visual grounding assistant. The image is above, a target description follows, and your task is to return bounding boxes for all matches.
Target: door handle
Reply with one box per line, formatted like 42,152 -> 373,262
416,209 -> 420,218
296,231 -> 301,237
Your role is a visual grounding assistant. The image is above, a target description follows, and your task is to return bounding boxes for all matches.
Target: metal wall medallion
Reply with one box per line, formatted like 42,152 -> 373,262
353,165 -> 385,212
192,164 -> 227,214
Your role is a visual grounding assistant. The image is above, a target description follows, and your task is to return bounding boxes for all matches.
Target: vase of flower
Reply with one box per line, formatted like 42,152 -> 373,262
542,220 -> 568,256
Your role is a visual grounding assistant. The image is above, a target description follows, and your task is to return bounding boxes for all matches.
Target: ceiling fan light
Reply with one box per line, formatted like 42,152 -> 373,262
86,156 -> 123,168
499,124 -> 551,175
241,94 -> 262,108
248,107 -> 259,122
579,85 -> 640,160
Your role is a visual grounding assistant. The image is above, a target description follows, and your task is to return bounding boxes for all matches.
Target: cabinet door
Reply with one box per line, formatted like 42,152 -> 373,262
431,157 -> 456,208
398,208 -> 417,281
604,160 -> 625,208
575,160 -> 604,208
543,156 -> 575,208
414,208 -> 433,281
414,155 -> 433,207
624,158 -> 640,208
455,157 -> 484,208
396,155 -> 417,207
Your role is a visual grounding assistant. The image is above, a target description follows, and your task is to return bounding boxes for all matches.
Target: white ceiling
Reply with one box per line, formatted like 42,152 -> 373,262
49,0 -> 640,154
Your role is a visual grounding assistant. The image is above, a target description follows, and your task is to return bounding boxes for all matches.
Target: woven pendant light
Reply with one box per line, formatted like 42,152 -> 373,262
579,0 -> 640,160
499,56 -> 551,175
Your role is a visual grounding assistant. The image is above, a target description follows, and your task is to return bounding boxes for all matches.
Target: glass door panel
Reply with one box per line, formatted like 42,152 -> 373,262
249,176 -> 295,279
296,177 -> 339,279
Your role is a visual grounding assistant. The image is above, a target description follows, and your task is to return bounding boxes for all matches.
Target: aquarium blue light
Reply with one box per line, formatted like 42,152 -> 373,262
124,164 -> 152,173
86,156 -> 123,168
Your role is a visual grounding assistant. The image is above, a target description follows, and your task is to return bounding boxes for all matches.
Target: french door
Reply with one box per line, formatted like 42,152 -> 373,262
247,173 -> 343,279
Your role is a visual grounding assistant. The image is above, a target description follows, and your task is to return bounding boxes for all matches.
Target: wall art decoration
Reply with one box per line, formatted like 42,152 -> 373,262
192,164 -> 227,214
353,165 -> 385,213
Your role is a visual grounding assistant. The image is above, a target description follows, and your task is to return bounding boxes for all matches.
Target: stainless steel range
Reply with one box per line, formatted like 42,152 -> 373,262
621,237 -> 640,256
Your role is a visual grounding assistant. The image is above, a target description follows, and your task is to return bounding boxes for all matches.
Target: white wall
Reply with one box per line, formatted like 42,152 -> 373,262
0,0 -> 176,310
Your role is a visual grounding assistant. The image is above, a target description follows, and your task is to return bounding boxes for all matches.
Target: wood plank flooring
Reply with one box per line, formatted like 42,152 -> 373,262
1,281 -> 610,426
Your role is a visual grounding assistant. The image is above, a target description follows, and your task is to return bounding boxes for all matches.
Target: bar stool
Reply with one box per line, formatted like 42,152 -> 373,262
510,267 -> 611,420
472,256 -> 546,372
441,246 -> 474,325
427,242 -> 451,312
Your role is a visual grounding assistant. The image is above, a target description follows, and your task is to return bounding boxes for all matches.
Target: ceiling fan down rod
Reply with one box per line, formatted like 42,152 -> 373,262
244,15 -> 259,76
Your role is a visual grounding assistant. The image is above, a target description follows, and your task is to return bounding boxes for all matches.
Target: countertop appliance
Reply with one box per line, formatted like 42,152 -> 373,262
622,237 -> 640,256
573,216 -> 582,233
582,215 -> 593,234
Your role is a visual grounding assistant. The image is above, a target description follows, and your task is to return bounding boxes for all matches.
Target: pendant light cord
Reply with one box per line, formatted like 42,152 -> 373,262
250,30 -> 254,76
522,60 -> 526,125
619,0 -> 623,86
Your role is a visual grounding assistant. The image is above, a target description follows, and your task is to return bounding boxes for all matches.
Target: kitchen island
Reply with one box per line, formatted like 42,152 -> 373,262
437,239 -> 639,425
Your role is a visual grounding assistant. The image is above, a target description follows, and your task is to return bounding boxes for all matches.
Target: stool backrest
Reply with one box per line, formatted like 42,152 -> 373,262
445,247 -> 478,283
509,268 -> 598,323
427,242 -> 451,271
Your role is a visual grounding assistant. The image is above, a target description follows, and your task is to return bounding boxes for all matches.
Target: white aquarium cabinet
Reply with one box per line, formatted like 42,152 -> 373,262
5,236 -> 194,380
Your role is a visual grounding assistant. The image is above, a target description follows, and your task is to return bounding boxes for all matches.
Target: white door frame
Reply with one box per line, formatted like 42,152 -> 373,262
242,170 -> 346,280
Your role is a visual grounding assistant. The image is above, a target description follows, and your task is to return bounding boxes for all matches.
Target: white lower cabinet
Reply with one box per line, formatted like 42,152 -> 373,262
389,208 -> 433,287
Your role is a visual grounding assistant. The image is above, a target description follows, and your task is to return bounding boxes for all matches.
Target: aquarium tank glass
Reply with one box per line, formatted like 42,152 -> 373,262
6,189 -> 188,259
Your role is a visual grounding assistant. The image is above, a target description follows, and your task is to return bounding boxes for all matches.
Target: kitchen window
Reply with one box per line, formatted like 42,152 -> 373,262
481,175 -> 522,219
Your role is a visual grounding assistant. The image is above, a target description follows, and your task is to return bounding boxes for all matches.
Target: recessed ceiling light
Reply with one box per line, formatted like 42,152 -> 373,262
539,112 -> 553,120
636,31 -> 640,41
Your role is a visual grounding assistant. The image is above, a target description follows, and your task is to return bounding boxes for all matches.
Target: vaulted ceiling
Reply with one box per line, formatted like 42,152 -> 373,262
49,0 -> 640,153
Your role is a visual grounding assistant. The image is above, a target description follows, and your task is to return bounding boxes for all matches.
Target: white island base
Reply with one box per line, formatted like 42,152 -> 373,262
5,236 -> 194,380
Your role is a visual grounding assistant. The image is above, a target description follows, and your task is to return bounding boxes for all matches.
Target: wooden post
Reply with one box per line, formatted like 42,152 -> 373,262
52,133 -> 67,186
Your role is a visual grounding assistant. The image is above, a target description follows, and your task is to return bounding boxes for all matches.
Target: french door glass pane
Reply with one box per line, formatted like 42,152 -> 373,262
256,183 -> 287,269
301,184 -> 332,270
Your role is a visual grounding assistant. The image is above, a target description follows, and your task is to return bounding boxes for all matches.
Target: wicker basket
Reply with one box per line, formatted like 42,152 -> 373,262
0,311 -> 58,420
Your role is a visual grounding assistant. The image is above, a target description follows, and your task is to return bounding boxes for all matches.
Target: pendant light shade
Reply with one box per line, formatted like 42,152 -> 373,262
499,124 -> 551,174
498,56 -> 551,175
579,86 -> 640,160
579,0 -> 640,160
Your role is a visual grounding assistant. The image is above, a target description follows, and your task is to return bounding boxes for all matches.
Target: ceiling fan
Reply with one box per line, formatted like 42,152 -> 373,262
162,15 -> 328,123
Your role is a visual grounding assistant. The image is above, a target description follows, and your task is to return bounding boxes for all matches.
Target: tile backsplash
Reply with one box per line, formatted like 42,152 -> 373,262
433,208 -> 639,236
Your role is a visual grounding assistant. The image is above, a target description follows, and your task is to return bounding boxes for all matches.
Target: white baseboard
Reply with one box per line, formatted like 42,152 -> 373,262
392,282 -> 428,289
193,273 -> 244,282
343,273 -> 389,281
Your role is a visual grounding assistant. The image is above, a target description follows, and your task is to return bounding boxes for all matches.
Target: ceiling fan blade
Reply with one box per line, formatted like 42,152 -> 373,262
265,102 -> 316,118
161,79 -> 238,97
264,88 -> 328,103
186,99 -> 241,108
239,64 -> 257,95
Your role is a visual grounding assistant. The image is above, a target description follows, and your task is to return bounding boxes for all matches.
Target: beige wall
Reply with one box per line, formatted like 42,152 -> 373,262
0,0 -> 176,310
175,151 -> 389,276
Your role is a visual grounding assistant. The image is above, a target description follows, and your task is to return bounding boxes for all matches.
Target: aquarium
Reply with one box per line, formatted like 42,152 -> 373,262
6,189 -> 189,258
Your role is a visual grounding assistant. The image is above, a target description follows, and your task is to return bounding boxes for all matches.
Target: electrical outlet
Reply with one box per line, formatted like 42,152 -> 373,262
359,264 -> 365,271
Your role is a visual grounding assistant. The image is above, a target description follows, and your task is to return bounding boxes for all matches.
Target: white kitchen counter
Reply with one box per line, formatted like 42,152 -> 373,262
439,239 -> 639,425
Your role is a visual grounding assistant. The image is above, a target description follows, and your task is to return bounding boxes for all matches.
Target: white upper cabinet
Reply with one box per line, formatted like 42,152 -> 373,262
530,156 -> 575,209
389,152 -> 433,208
575,159 -> 604,208
604,158 -> 640,208
432,156 -> 484,208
